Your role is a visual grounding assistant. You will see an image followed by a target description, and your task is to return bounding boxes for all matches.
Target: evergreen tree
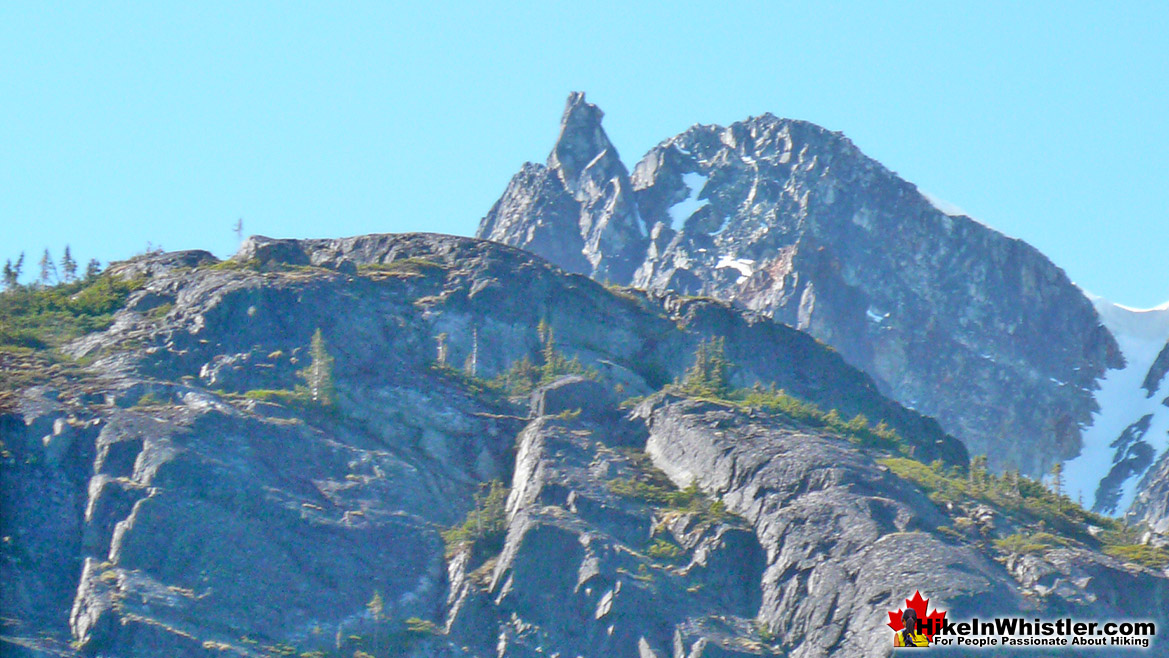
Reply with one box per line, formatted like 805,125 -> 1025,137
2,260 -> 15,290
13,252 -> 24,283
681,337 -> 732,397
61,246 -> 78,283
85,258 -> 102,280
300,328 -> 336,406
435,332 -> 449,366
969,455 -> 989,489
38,249 -> 58,286
366,591 -> 384,656
1050,462 -> 1065,513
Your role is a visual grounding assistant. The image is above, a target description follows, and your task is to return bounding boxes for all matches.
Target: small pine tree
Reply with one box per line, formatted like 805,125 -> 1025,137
435,332 -> 449,366
299,329 -> 336,406
13,252 -> 24,283
466,326 -> 479,377
84,258 -> 102,280
61,246 -> 78,283
681,337 -> 732,397
38,249 -> 58,286
1051,462 -> 1065,513
2,260 -> 15,290
969,455 -> 989,489
366,591 -> 384,656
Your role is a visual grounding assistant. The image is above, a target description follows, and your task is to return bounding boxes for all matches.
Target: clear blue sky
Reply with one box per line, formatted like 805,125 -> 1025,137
3,2 -> 1167,307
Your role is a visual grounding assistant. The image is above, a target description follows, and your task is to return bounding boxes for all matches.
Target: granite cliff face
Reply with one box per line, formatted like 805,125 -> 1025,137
477,93 -> 1138,496
4,234 -> 1166,657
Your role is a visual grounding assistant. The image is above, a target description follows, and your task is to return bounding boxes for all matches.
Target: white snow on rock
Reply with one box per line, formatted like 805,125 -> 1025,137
866,306 -> 890,324
1062,295 -> 1169,515
715,256 -> 755,283
667,172 -> 709,230
921,192 -> 969,218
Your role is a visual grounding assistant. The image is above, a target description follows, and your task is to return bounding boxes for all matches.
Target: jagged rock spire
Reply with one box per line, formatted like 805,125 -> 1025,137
478,93 -> 647,282
548,92 -> 627,199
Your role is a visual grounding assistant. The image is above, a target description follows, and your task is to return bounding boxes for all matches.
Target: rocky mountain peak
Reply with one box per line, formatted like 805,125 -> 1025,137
480,93 -> 1123,489
547,91 -> 625,198
478,92 -> 646,283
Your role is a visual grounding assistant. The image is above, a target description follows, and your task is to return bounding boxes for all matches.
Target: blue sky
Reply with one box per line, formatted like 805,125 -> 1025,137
3,2 -> 1167,307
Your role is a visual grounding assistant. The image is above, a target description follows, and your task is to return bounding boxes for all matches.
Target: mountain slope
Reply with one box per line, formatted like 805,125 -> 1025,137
1064,300 -> 1169,515
5,235 -> 1164,657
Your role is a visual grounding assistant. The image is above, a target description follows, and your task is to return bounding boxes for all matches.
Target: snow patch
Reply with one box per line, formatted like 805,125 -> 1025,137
866,307 -> 890,324
715,256 -> 755,283
921,192 -> 969,218
1062,296 -> 1169,514
667,172 -> 709,230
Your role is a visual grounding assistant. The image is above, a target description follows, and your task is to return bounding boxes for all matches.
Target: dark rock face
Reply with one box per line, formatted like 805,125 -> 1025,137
478,93 -> 1120,477
1144,340 -> 1169,397
1095,415 -> 1157,514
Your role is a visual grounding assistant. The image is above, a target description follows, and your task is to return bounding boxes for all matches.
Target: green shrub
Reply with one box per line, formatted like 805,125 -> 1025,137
490,320 -> 596,397
608,455 -> 730,526
994,533 -> 1053,555
0,274 -> 144,351
881,454 -> 1136,557
647,538 -> 686,562
679,377 -> 909,455
441,480 -> 509,557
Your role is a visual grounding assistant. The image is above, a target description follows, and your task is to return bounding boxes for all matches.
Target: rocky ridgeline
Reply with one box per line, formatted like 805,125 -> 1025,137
1,235 -> 1165,657
478,93 -> 1120,481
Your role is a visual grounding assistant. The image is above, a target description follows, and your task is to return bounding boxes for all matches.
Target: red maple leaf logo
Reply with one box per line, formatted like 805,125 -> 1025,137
887,590 -> 947,641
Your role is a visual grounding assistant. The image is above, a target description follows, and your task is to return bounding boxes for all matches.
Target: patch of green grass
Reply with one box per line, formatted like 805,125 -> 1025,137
207,258 -> 262,272
403,617 -> 440,635
0,274 -> 145,351
993,531 -> 1071,556
145,302 -> 173,320
1104,544 -> 1169,570
608,451 -> 730,526
603,283 -> 644,305
358,258 -> 446,277
647,538 -> 686,562
243,388 -> 312,405
132,392 -> 167,408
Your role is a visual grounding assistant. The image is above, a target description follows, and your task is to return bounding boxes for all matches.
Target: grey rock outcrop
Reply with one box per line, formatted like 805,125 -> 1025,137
3,235 -> 1163,657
